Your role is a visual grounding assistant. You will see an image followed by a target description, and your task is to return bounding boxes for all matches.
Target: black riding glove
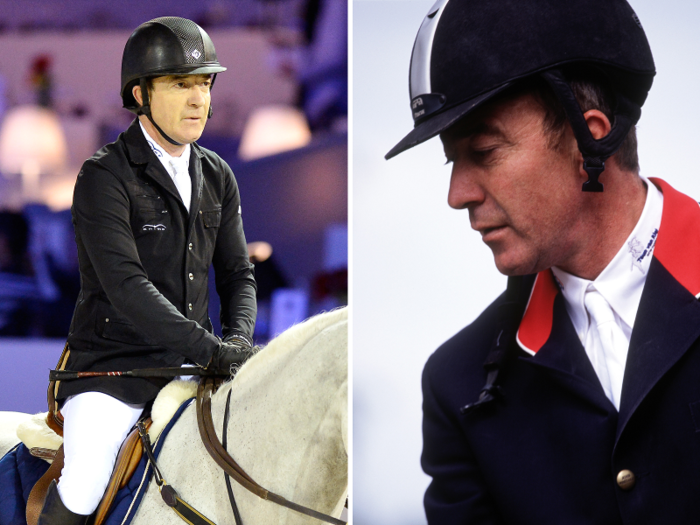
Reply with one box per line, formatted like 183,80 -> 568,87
207,338 -> 255,374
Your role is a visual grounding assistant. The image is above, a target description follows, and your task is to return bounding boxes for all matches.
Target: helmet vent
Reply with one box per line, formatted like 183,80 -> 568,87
632,12 -> 643,29
151,16 -> 205,64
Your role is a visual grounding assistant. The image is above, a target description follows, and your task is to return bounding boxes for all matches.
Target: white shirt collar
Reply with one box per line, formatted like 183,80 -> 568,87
139,120 -> 190,173
551,177 -> 664,341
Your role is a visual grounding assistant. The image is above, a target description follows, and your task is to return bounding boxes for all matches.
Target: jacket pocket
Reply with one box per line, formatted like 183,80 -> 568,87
128,180 -> 167,214
95,302 -> 154,346
202,208 -> 221,228
136,195 -> 164,210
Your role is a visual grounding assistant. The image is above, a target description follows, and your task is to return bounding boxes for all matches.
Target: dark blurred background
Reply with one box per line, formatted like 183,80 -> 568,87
0,0 -> 347,412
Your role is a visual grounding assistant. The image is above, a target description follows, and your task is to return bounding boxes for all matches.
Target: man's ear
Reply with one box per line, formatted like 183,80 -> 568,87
132,84 -> 143,106
576,109 -> 613,179
583,109 -> 611,141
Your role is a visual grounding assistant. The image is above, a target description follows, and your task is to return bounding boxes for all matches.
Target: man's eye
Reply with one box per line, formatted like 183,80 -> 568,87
472,148 -> 496,159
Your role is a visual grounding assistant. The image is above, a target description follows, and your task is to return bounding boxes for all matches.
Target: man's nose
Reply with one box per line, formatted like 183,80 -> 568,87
189,87 -> 206,106
447,166 -> 484,210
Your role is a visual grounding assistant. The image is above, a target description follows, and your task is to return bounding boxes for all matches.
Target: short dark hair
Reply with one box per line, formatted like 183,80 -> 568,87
145,77 -> 155,98
129,78 -> 155,108
528,69 -> 639,173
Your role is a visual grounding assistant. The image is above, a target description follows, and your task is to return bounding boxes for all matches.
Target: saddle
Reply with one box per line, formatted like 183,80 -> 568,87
25,344 -> 149,525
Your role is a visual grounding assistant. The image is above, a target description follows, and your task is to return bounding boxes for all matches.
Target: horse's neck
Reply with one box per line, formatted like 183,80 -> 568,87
132,309 -> 348,524
212,309 -> 348,498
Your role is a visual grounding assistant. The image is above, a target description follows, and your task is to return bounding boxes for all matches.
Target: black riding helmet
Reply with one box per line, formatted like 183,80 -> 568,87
385,0 -> 656,192
121,16 -> 227,146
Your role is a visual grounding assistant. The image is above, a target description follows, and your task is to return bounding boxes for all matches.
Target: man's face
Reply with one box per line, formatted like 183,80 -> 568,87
147,74 -> 212,144
441,92 -> 588,276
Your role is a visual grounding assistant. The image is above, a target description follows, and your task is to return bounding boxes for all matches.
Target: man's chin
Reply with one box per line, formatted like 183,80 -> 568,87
175,131 -> 204,145
175,124 -> 206,144
492,253 -> 538,277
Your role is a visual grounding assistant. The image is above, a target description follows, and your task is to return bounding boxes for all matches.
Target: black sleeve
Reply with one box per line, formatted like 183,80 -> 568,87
72,161 -> 220,365
421,354 -> 505,525
213,159 -> 257,343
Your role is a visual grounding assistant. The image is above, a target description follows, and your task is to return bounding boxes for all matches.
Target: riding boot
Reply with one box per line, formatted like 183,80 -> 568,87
37,480 -> 91,525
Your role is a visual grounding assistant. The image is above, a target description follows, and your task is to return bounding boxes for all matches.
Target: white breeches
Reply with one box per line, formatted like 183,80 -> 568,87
57,392 -> 145,515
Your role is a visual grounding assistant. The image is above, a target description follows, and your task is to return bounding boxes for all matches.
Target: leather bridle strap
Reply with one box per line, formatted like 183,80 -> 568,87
222,388 -> 244,525
195,378 -> 346,525
137,421 -> 216,525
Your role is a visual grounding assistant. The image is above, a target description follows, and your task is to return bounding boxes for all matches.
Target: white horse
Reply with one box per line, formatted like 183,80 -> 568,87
1,307 -> 348,525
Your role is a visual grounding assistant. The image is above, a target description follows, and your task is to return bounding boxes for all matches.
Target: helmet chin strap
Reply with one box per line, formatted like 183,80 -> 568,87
136,79 -> 183,146
146,113 -> 184,147
540,69 -> 640,193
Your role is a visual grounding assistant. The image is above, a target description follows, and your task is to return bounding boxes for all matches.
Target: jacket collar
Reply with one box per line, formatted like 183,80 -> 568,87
123,118 -> 205,217
516,269 -> 558,355
124,118 -> 152,165
516,178 -> 700,354
616,255 -> 700,438
651,177 -> 700,297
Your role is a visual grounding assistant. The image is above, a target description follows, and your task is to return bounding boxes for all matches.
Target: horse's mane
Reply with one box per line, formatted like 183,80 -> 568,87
228,307 -> 348,392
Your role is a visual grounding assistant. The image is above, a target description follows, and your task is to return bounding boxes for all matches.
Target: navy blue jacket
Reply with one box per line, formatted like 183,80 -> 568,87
422,179 -> 700,524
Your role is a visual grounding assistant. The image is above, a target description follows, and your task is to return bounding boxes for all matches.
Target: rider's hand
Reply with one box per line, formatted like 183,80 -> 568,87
207,338 -> 256,374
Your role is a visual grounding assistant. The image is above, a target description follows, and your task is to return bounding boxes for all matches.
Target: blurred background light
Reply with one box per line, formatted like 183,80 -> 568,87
0,105 -> 67,201
238,104 -> 312,160
248,240 -> 273,263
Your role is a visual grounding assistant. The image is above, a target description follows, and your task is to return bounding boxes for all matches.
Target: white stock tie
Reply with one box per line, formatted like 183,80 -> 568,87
583,287 -> 627,409
169,157 -> 191,213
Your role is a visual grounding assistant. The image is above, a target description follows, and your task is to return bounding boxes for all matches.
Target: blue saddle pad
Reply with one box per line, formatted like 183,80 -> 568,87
0,397 -> 193,525
0,442 -> 50,525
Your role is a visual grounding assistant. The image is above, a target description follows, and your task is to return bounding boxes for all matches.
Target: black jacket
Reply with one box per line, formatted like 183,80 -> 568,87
59,120 -> 256,404
422,178 -> 700,524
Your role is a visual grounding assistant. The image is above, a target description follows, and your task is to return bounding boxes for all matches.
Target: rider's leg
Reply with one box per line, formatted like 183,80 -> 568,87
41,391 -> 144,518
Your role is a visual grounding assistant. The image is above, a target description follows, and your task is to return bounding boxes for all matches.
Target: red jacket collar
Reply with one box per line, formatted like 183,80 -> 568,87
516,178 -> 700,355
652,178 -> 700,297
516,269 -> 558,355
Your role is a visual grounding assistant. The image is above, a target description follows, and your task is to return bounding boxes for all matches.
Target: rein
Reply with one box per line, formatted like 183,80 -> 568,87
196,377 -> 346,525
222,388 -> 244,525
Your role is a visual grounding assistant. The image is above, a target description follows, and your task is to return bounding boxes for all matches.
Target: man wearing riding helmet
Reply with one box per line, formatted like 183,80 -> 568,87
388,0 -> 700,523
37,17 -> 257,522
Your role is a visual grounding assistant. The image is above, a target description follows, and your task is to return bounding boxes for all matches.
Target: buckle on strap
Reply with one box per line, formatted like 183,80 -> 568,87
582,158 -> 605,193
137,421 -> 217,525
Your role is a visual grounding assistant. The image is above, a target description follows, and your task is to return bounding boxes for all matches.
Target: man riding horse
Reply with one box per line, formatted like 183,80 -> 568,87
38,17 -> 257,523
